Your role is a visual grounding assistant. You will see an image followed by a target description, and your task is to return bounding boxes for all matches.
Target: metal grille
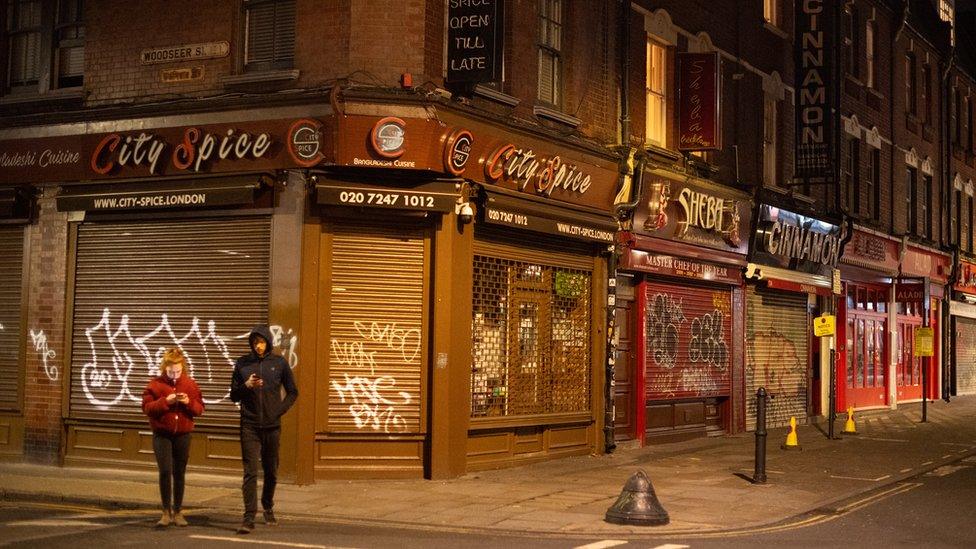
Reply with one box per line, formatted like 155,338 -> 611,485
471,254 -> 591,417
956,317 -> 976,395
0,226 -> 24,411
68,217 -> 271,427
746,286 -> 809,430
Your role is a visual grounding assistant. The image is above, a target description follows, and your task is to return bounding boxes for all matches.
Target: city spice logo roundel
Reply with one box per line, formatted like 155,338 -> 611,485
370,117 -> 407,159
443,128 -> 473,176
287,118 -> 325,167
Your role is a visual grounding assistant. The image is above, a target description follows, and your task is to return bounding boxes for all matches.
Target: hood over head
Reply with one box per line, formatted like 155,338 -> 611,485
248,325 -> 274,357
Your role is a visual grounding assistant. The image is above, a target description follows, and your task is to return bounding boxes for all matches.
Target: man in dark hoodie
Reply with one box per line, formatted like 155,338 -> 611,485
230,325 -> 298,534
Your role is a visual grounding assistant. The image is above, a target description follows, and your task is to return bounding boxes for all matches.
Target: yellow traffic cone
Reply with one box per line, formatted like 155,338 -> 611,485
843,406 -> 858,435
781,416 -> 802,450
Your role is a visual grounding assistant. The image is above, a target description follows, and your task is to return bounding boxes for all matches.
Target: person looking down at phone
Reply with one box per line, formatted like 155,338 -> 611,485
141,347 -> 204,528
230,325 -> 298,534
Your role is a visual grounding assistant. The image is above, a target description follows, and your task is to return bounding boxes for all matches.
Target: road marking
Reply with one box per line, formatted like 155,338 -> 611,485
921,461 -> 934,466
926,465 -> 971,477
189,536 -> 359,549
572,541 -> 628,549
5,519 -> 103,527
942,454 -> 954,459
858,436 -> 909,442
939,442 -> 973,446
650,545 -> 690,549
833,483 -> 923,514
900,468 -> 913,473
828,474 -> 891,482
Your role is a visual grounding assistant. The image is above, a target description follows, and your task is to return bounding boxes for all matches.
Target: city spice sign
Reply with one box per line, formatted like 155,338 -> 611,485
483,143 -> 593,197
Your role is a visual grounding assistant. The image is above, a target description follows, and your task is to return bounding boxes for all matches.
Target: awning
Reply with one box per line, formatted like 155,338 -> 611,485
314,178 -> 460,213
481,189 -> 616,243
55,175 -> 266,212
746,263 -> 839,296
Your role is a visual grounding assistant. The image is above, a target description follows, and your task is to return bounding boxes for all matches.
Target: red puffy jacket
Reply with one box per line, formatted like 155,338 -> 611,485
141,375 -> 205,435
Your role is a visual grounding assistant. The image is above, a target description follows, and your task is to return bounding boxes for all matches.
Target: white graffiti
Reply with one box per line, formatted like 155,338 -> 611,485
354,321 -> 421,363
331,339 -> 377,375
235,325 -> 300,369
330,373 -> 411,433
29,329 -> 58,381
79,308 -> 299,411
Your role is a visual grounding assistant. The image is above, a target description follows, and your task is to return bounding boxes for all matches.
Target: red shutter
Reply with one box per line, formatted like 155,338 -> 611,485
643,281 -> 732,399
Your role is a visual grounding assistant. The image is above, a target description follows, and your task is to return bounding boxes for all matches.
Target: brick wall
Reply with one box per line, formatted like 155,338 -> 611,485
22,189 -> 68,464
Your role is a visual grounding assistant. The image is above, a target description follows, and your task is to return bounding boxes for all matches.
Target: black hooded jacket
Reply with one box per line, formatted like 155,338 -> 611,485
230,325 -> 298,428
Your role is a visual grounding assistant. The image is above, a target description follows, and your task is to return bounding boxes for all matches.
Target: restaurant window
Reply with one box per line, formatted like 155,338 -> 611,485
907,167 -> 918,235
905,53 -> 917,115
763,96 -> 778,186
646,39 -> 667,148
243,0 -> 295,71
537,0 -> 562,106
471,255 -> 591,418
3,0 -> 84,95
865,20 -> 875,89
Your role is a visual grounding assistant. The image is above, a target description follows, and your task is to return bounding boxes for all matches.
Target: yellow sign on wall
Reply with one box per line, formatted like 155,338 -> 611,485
813,314 -> 836,337
915,327 -> 934,357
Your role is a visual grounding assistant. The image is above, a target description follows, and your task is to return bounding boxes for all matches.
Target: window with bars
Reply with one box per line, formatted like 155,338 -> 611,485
244,0 -> 295,71
646,39 -> 667,148
3,0 -> 84,94
763,97 -> 777,186
471,254 -> 591,418
537,0 -> 562,106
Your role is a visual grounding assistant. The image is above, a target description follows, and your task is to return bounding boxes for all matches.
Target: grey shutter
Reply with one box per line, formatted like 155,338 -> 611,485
68,216 -> 271,427
0,227 -> 25,411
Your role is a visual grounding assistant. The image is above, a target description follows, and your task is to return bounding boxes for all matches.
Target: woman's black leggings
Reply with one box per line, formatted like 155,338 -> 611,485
152,432 -> 191,511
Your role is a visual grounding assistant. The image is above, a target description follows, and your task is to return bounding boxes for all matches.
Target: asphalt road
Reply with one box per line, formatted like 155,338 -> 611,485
1,455 -> 974,548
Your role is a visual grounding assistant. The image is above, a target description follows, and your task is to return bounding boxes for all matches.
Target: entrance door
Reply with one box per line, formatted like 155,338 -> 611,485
896,317 -> 922,400
846,311 -> 888,408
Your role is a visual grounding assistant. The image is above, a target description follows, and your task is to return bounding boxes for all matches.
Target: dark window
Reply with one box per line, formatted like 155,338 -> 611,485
923,174 -> 932,239
907,167 -> 918,234
244,0 -> 295,71
537,0 -> 562,106
955,188 -> 963,245
905,53 -> 917,115
970,195 -> 974,252
869,148 -> 881,221
955,88 -> 963,144
968,96 -> 974,153
849,7 -> 860,78
923,64 -> 932,123
849,139 -> 861,214
3,0 -> 83,94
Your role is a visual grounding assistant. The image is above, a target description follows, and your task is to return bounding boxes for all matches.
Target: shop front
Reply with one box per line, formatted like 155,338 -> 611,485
620,169 -> 752,442
746,203 -> 842,429
299,105 -> 618,477
0,111 -> 311,471
896,244 -> 949,402
0,187 -> 33,458
836,228 -> 900,411
951,258 -> 976,395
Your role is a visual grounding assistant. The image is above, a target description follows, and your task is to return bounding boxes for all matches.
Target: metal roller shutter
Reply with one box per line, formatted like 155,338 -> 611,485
68,217 -> 271,427
643,281 -> 732,400
955,317 -> 976,395
0,227 -> 25,411
327,224 -> 426,434
746,286 -> 809,430
471,235 -> 594,418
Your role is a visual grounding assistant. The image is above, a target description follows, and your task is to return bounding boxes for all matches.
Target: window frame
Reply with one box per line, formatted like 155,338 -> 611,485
242,0 -> 296,73
645,38 -> 668,148
763,95 -> 778,186
907,166 -> 918,235
922,63 -> 932,124
865,20 -> 875,89
869,147 -> 881,221
2,0 -> 86,96
923,173 -> 933,239
905,52 -> 917,116
536,0 -> 563,107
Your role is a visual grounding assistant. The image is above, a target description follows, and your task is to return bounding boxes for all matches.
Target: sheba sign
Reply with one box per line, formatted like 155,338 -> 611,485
752,204 -> 841,277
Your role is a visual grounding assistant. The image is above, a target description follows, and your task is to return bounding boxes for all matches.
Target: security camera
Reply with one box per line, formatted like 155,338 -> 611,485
457,201 -> 474,225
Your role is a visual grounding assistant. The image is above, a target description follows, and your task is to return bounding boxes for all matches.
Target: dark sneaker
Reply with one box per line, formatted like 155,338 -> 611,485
263,510 -> 278,526
236,521 -> 254,534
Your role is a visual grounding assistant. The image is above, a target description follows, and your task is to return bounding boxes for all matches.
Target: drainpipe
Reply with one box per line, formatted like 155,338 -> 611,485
945,248 -> 959,402
940,31 -> 956,403
891,2 -> 909,232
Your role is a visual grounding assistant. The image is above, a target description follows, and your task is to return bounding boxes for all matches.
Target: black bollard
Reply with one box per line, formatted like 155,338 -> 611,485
754,387 -> 768,484
604,470 -> 669,526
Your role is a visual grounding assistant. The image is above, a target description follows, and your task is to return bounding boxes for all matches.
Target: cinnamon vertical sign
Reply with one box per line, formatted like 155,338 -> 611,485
677,52 -> 721,151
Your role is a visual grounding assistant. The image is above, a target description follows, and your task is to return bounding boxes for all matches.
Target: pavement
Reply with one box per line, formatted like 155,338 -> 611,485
2,396 -> 976,537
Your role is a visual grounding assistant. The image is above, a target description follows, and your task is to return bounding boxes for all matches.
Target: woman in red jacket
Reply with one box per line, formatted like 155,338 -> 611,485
142,347 -> 204,528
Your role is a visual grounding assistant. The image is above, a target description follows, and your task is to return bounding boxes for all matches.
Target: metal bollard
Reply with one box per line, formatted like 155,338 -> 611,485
754,387 -> 769,483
